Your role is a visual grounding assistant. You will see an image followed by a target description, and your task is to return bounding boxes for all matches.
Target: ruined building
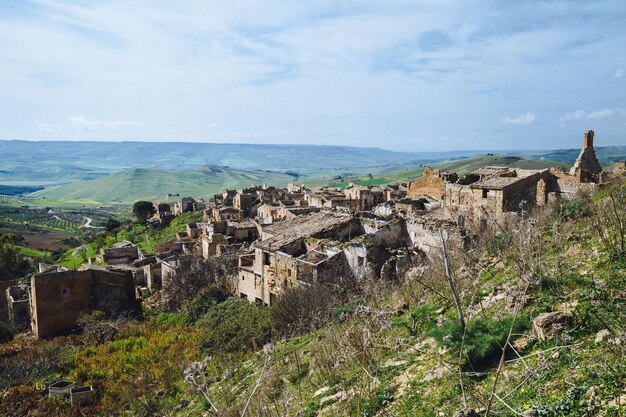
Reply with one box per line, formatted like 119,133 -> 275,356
30,269 -> 139,338
568,130 -> 603,182
238,211 -> 363,305
97,241 -> 143,265
408,130 -> 610,228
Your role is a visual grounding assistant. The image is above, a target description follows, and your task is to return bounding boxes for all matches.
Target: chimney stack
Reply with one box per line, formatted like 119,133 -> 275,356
584,130 -> 594,148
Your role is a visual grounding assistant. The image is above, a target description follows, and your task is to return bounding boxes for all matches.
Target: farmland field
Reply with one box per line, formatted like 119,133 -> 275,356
0,204 -> 121,252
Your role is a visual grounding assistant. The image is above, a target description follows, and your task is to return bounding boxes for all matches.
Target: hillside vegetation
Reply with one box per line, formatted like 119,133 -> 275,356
1,181 -> 624,416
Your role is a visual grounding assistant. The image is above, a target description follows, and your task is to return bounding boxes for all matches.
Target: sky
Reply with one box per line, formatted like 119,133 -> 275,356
1,0 -> 626,151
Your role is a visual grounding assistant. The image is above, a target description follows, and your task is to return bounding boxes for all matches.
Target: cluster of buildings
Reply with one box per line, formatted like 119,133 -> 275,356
2,130 -> 624,338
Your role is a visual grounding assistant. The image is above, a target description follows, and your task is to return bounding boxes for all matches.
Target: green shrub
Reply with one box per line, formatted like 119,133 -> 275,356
486,232 -> 512,256
184,285 -> 230,322
428,315 -> 527,368
149,311 -> 189,327
391,304 -> 438,336
551,198 -> 590,221
332,304 -> 354,322
197,298 -> 271,352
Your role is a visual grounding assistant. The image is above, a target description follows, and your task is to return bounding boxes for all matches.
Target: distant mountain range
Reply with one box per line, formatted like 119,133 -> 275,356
1,140 -> 624,187
1,140 -> 625,205
0,140 -> 425,186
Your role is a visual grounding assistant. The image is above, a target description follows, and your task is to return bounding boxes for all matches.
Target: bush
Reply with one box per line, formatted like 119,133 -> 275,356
486,232 -> 512,256
428,315 -> 526,368
391,304 -> 438,336
0,321 -> 17,343
551,198 -> 590,221
197,298 -> 271,352
270,284 -> 340,337
77,310 -> 130,344
184,285 -> 230,322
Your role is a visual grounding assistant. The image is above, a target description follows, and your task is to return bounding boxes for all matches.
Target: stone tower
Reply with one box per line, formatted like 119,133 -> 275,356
569,130 -> 602,181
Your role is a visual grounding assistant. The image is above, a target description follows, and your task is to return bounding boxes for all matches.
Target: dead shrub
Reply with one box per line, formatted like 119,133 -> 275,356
270,283 -> 341,338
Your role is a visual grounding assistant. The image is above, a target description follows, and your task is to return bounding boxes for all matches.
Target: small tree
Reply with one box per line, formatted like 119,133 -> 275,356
105,218 -> 121,232
0,244 -> 29,281
132,201 -> 155,224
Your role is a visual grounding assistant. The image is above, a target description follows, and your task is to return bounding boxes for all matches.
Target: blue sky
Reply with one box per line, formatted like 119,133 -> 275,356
1,0 -> 625,151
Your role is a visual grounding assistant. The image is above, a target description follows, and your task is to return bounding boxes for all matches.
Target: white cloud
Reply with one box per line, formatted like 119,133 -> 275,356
5,0 -> 626,149
502,111 -> 536,125
38,116 -> 139,132
586,109 -> 615,120
227,130 -> 287,139
557,108 -> 626,125
558,109 -> 586,125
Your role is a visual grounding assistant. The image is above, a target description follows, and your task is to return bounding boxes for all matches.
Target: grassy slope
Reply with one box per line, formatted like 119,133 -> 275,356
28,167 -> 294,205
2,184 -> 624,416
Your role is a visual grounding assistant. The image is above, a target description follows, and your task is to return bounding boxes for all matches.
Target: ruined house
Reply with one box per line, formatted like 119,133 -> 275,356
97,241 -> 143,265
186,222 -> 207,239
30,269 -> 138,338
238,211 -> 363,305
233,193 -> 254,217
444,167 -> 556,227
6,285 -> 31,331
206,206 -> 244,222
174,197 -> 206,216
154,202 -> 175,224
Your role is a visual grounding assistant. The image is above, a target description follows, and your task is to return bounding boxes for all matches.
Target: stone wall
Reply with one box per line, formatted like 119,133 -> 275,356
0,279 -> 18,322
408,167 -> 446,200
30,270 -> 137,338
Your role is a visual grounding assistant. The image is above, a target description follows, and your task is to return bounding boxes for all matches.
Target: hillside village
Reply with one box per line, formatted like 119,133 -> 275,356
1,131 -> 625,415
3,131 -> 625,337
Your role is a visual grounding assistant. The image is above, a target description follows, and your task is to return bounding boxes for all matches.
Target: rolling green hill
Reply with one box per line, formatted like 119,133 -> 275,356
28,166 -> 294,204
0,140 -> 422,186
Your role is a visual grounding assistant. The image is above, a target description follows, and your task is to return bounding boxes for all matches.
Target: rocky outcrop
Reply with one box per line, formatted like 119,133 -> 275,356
532,311 -> 571,341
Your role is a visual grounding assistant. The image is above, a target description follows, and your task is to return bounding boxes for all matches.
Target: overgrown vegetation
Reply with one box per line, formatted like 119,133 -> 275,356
1,181 -> 625,416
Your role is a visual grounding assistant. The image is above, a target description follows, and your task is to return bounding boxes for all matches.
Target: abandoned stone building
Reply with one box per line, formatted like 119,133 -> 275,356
30,269 -> 139,338
233,193 -> 254,217
174,197 -> 206,216
206,206 -> 245,222
200,219 -> 258,259
185,222 -> 207,239
344,184 -> 386,211
154,202 -> 175,224
407,130 -> 612,228
6,285 -> 31,331
96,241 -> 144,265
238,211 -> 363,305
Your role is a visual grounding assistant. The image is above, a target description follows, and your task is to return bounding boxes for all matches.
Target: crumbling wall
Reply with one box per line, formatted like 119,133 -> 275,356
501,172 -> 546,212
408,167 -> 446,200
0,279 -> 18,322
7,286 -> 31,331
30,270 -> 137,338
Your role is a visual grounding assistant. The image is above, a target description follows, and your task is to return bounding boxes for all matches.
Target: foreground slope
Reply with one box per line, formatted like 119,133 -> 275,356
1,182 -> 624,416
